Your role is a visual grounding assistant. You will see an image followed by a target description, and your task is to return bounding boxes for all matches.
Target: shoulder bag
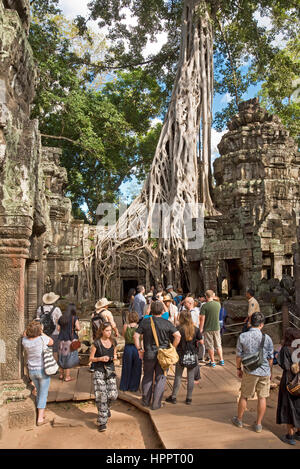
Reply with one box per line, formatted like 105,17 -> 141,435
150,316 -> 179,374
41,337 -> 59,376
241,334 -> 265,372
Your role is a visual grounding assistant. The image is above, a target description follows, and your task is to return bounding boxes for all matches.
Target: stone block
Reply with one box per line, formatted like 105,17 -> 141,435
8,399 -> 36,430
0,398 -> 35,438
263,322 -> 282,345
223,298 -> 248,320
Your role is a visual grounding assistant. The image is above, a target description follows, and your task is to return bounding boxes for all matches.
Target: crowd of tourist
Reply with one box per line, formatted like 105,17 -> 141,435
21,284 -> 300,444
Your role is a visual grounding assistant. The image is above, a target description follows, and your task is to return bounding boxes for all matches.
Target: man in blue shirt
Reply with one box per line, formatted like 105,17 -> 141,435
232,312 -> 274,433
133,285 -> 146,322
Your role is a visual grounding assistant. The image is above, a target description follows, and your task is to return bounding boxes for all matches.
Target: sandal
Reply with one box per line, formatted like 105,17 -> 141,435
64,377 -> 74,382
37,419 -> 49,427
59,375 -> 64,380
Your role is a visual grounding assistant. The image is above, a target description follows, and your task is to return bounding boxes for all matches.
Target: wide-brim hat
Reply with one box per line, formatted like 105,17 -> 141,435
43,292 -> 60,305
145,292 -> 153,298
95,298 -> 112,310
163,294 -> 173,302
166,285 -> 174,290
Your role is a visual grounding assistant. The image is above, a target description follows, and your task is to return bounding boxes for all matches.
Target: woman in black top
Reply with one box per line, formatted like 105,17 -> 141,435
57,304 -> 80,381
276,327 -> 300,445
89,322 -> 118,432
166,310 -> 203,405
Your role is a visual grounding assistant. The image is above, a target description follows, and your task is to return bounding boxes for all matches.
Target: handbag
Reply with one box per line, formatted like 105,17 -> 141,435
150,316 -> 179,374
58,348 -> 80,369
41,337 -> 59,376
242,334 -> 265,372
286,370 -> 300,397
103,364 -> 116,379
70,316 -> 81,351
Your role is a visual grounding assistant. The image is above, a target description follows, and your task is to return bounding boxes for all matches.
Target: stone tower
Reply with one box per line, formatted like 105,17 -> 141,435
196,98 -> 300,297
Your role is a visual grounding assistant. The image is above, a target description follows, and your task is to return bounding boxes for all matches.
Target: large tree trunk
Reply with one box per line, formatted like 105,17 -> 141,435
95,0 -> 215,296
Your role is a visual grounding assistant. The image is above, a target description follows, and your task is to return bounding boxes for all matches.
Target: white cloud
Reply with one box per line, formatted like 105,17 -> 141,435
144,31 -> 168,57
220,92 -> 233,105
211,128 -> 226,163
58,1 -> 168,57
253,11 -> 288,49
150,117 -> 163,128
254,11 -> 273,30
58,0 -> 102,34
271,33 -> 288,49
58,0 -> 89,19
119,7 -> 139,28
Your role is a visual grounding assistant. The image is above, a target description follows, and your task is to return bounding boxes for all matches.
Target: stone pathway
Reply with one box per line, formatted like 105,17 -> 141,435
46,348 -> 296,450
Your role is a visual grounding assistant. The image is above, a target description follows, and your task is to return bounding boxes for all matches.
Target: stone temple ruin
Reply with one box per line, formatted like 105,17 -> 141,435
0,0 -> 299,434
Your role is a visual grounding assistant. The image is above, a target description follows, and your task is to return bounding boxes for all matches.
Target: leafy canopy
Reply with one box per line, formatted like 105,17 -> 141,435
85,0 -> 299,136
29,0 -> 165,222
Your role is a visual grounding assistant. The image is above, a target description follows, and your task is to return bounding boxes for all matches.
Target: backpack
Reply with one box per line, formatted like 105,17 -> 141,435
179,349 -> 198,368
91,310 -> 106,339
40,305 -> 56,336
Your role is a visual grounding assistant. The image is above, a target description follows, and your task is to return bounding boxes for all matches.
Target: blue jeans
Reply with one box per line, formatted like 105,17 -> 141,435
29,368 -> 50,409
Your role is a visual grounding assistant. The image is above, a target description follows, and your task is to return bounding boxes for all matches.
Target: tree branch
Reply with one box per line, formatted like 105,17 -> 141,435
40,133 -> 80,145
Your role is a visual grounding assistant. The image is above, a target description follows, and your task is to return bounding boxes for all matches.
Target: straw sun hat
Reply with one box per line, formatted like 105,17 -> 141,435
43,292 -> 60,305
163,294 -> 173,302
95,298 -> 112,310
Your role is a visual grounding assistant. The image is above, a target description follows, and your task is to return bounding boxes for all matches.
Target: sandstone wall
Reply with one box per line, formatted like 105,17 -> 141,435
0,0 -> 36,432
0,0 -> 45,382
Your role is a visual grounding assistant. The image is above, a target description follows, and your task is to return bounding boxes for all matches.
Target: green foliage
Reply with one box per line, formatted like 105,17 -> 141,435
258,36 -> 300,144
29,0 -> 165,223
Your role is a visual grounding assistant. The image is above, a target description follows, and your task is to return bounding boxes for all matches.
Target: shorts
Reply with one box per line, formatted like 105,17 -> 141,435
240,372 -> 270,399
204,330 -> 222,350
51,334 -> 59,353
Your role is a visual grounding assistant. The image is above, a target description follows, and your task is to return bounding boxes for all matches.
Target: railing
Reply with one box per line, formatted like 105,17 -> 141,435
222,311 -> 283,337
221,308 -> 300,337
288,310 -> 300,329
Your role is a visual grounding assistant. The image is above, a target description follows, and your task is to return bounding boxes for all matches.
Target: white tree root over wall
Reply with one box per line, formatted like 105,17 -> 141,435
94,0 -> 216,297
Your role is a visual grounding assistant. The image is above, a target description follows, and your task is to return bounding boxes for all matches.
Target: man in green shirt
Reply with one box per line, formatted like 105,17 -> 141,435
199,290 -> 224,368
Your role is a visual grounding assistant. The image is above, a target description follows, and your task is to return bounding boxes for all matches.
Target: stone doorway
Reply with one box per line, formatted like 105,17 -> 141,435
123,279 -> 138,303
226,259 -> 244,297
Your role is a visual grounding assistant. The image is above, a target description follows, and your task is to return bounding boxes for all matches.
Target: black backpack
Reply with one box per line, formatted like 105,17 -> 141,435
40,305 -> 56,336
91,310 -> 105,339
241,334 -> 265,372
